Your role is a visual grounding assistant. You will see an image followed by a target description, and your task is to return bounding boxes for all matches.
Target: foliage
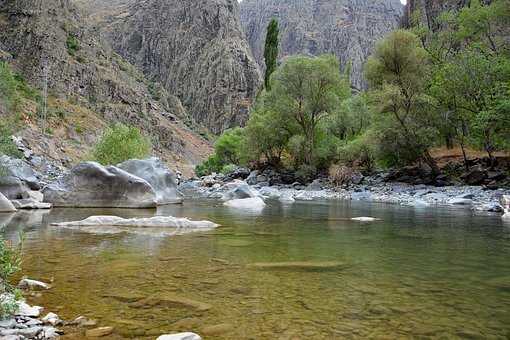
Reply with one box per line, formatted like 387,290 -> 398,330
195,154 -> 223,177
264,18 -> 279,90
214,128 -> 245,165
0,62 -> 40,114
0,235 -> 24,319
336,133 -> 375,171
91,124 -> 151,165
66,34 -> 80,56
0,124 -> 22,159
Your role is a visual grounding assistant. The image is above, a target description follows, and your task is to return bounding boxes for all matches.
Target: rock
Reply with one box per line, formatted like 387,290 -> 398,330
225,167 -> 251,180
52,215 -> 218,230
221,181 -> 261,201
41,312 -> 61,326
240,0 -> 403,89
480,202 -> 503,213
279,193 -> 295,203
246,171 -> 259,185
201,323 -> 233,336
27,191 -> 44,202
85,327 -> 114,337
448,197 -> 473,205
18,278 -> 51,290
17,301 -> 43,317
247,261 -> 346,270
0,318 -> 16,329
461,166 -> 488,185
224,197 -> 266,210
0,192 -> 16,213
131,294 -> 212,311
43,162 -> 157,208
100,0 -> 262,134
157,333 -> 202,340
259,187 -> 280,199
0,155 -> 41,190
351,191 -> 372,201
255,175 -> 268,184
70,316 -> 97,327
351,217 -> 380,222
117,158 -> 183,205
306,179 -> 323,191
11,199 -> 51,210
0,176 -> 30,200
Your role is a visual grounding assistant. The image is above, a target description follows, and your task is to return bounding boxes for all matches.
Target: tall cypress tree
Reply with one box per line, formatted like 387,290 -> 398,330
264,18 -> 279,91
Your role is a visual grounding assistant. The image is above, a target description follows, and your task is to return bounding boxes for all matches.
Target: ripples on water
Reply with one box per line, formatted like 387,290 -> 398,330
1,200 -> 510,339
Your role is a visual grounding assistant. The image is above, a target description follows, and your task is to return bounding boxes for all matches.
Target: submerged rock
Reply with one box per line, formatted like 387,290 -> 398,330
18,278 -> 51,290
85,326 -> 114,337
157,332 -> 202,340
247,261 -> 346,270
43,162 -> 157,208
0,192 -> 16,213
224,197 -> 266,210
117,158 -> 183,205
131,293 -> 212,311
201,323 -> 233,336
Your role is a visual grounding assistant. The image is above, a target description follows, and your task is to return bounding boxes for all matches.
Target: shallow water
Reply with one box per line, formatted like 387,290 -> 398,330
1,200 -> 510,339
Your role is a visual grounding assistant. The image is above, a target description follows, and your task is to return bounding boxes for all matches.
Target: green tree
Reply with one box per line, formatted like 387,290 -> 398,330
365,30 -> 440,174
214,127 -> 245,165
91,124 -> 151,165
264,18 -> 279,90
267,55 -> 350,166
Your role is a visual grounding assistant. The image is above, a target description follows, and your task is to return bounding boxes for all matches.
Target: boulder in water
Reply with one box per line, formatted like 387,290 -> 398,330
157,332 -> 202,340
0,192 -> 16,213
224,197 -> 266,210
43,162 -> 157,208
221,181 -> 261,201
117,158 -> 183,205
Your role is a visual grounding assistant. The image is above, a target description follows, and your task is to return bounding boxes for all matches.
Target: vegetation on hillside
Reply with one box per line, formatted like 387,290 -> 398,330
91,124 -> 152,165
196,0 -> 510,179
0,236 -> 24,318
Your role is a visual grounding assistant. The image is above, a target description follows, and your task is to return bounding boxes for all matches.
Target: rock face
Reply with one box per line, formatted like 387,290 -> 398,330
117,158 -> 183,205
96,0 -> 262,134
240,0 -> 403,90
0,0 -> 212,175
43,162 -> 157,208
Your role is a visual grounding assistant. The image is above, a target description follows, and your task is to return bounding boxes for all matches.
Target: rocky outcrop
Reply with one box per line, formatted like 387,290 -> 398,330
117,158 -> 183,205
0,0 -> 212,175
43,162 -> 157,208
240,0 -> 403,90
94,0 -> 262,134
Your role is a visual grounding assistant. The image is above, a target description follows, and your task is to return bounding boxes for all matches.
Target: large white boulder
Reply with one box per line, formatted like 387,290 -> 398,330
117,158 -> 183,205
157,333 -> 202,340
43,162 -> 157,208
53,215 -> 218,229
224,197 -> 266,210
503,195 -> 510,218
0,192 -> 16,213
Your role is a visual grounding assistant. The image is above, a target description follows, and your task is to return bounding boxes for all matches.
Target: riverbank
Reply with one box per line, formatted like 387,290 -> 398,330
180,172 -> 509,214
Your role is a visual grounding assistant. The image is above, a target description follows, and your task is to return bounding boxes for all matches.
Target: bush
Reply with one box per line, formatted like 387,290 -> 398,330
0,124 -> 22,159
66,34 -> 80,56
0,235 -> 23,319
220,164 -> 237,175
336,134 -> 375,171
195,154 -> 223,177
91,124 -> 151,165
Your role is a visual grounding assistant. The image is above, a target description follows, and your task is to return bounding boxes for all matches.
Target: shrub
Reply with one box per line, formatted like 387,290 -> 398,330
0,124 -> 22,158
0,235 -> 24,319
66,34 -> 80,56
91,124 -> 151,165
337,134 -> 375,171
195,154 -> 223,177
220,164 -> 237,175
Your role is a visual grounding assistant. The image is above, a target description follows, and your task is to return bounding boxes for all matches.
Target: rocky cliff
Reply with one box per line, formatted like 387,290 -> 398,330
88,0 -> 262,134
402,0 -> 469,29
240,0 -> 403,90
0,0 -> 212,175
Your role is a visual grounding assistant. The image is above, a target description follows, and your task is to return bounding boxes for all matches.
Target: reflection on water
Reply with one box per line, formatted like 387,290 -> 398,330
1,200 -> 510,339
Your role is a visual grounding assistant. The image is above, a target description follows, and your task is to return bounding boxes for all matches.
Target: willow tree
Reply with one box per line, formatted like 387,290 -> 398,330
365,30 -> 440,174
264,18 -> 279,90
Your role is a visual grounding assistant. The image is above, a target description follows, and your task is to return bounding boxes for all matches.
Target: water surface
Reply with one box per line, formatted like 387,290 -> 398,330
1,200 -> 510,339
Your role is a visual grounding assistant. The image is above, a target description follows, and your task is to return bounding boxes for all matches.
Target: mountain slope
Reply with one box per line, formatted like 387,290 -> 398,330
0,0 -> 212,175
240,0 -> 403,90
84,0 -> 262,134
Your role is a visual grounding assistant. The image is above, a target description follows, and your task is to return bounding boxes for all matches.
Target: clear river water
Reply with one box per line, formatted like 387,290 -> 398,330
1,199 -> 510,339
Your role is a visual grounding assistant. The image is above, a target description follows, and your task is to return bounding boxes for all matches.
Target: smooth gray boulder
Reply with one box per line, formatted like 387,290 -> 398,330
221,181 -> 261,201
0,192 -> 16,213
117,158 -> 183,205
0,176 -> 30,200
0,155 -> 41,190
43,162 -> 157,208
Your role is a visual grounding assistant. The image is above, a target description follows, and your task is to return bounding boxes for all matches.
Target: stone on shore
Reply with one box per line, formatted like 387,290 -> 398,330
17,301 -> 44,317
157,332 -> 202,340
448,197 -> 473,205
41,312 -> 62,326
85,326 -> 114,337
43,162 -> 157,208
0,192 -> 16,213
117,158 -> 183,205
18,278 -> 51,290
224,197 -> 266,210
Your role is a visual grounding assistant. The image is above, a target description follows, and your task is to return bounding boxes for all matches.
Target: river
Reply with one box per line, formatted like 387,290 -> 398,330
1,200 -> 510,339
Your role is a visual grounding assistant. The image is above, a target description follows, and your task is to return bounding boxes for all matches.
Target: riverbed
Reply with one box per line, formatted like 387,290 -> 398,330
1,200 -> 510,339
